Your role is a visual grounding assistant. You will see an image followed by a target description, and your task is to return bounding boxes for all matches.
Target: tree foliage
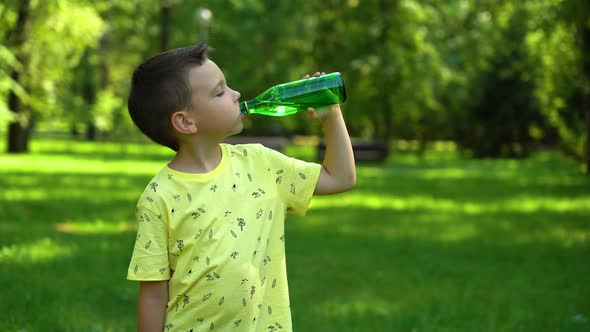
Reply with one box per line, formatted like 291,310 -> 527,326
1,0 -> 104,150
0,0 -> 588,171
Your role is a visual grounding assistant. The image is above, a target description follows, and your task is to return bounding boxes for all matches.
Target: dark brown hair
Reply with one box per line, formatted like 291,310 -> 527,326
128,43 -> 208,151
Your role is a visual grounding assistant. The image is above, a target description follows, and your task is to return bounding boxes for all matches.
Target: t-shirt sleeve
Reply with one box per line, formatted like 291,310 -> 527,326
127,199 -> 170,281
261,145 -> 322,216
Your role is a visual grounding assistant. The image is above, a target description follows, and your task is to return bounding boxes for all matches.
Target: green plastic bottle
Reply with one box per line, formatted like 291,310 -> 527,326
240,72 -> 346,116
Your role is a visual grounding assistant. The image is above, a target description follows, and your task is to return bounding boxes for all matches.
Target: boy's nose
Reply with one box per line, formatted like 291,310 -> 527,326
235,90 -> 241,101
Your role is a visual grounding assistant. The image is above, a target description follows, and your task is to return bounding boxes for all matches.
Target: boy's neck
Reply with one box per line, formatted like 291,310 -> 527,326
168,141 -> 223,174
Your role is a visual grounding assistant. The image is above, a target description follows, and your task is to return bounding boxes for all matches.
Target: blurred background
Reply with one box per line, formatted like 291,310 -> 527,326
1,0 -> 589,169
1,1 -> 590,331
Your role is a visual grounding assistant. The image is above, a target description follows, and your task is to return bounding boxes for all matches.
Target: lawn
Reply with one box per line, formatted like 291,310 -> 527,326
0,138 -> 589,331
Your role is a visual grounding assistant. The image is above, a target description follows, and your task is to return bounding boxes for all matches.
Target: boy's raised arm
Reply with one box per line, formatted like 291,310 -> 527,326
309,80 -> 356,195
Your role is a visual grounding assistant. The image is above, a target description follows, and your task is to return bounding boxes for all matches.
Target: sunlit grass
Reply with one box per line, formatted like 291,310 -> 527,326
0,238 -> 75,264
55,220 -> 135,235
310,192 -> 590,214
0,137 -> 589,331
0,153 -> 165,174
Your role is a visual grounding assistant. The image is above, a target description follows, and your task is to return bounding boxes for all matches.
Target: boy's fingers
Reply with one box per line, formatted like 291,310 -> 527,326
306,108 -> 318,119
303,71 -> 327,79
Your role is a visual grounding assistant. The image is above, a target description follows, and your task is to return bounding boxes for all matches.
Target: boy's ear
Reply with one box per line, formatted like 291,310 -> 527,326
171,110 -> 198,134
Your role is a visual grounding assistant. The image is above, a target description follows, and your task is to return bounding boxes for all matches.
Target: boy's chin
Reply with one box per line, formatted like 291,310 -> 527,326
228,124 -> 244,137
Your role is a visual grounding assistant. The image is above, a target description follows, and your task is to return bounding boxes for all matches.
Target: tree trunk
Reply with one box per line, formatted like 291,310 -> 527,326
99,31 -> 110,88
579,6 -> 590,175
585,103 -> 589,174
81,49 -> 97,140
376,0 -> 397,143
583,27 -> 590,175
6,0 -> 31,153
160,0 -> 171,51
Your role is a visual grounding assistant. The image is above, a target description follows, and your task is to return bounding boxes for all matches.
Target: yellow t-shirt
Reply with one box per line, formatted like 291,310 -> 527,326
127,143 -> 321,331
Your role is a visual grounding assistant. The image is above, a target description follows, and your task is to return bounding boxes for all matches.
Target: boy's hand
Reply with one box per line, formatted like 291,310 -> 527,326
302,71 -> 356,195
301,72 -> 340,121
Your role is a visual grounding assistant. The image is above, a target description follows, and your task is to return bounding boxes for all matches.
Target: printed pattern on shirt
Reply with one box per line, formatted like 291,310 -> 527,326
127,144 -> 321,331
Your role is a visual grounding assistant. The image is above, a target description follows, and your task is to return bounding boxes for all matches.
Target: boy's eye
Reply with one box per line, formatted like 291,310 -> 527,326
216,90 -> 225,97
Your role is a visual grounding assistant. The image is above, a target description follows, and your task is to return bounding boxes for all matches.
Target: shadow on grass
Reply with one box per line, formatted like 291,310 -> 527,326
1,232 -> 137,331
0,171 -> 150,240
25,137 -> 174,163
286,206 -> 590,331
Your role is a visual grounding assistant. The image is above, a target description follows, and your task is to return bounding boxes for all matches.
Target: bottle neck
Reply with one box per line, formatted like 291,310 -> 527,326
240,100 -> 262,115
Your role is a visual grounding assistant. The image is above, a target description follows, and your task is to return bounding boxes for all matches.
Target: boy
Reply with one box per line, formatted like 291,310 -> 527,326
126,43 -> 355,331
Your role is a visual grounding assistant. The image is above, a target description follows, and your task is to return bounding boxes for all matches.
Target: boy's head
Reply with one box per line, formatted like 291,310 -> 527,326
128,44 -> 208,151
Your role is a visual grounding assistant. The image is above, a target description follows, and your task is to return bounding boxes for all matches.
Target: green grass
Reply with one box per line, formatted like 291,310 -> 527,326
1,138 -> 589,331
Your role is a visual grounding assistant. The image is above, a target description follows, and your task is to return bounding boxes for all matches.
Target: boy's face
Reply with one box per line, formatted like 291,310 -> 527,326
186,59 -> 244,140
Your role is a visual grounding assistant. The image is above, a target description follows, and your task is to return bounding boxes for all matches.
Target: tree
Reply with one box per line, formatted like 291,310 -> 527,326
528,0 -> 590,172
458,4 -> 541,158
5,0 -> 31,153
1,0 -> 587,168
1,0 -> 104,152
569,1 -> 590,174
160,0 -> 172,51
